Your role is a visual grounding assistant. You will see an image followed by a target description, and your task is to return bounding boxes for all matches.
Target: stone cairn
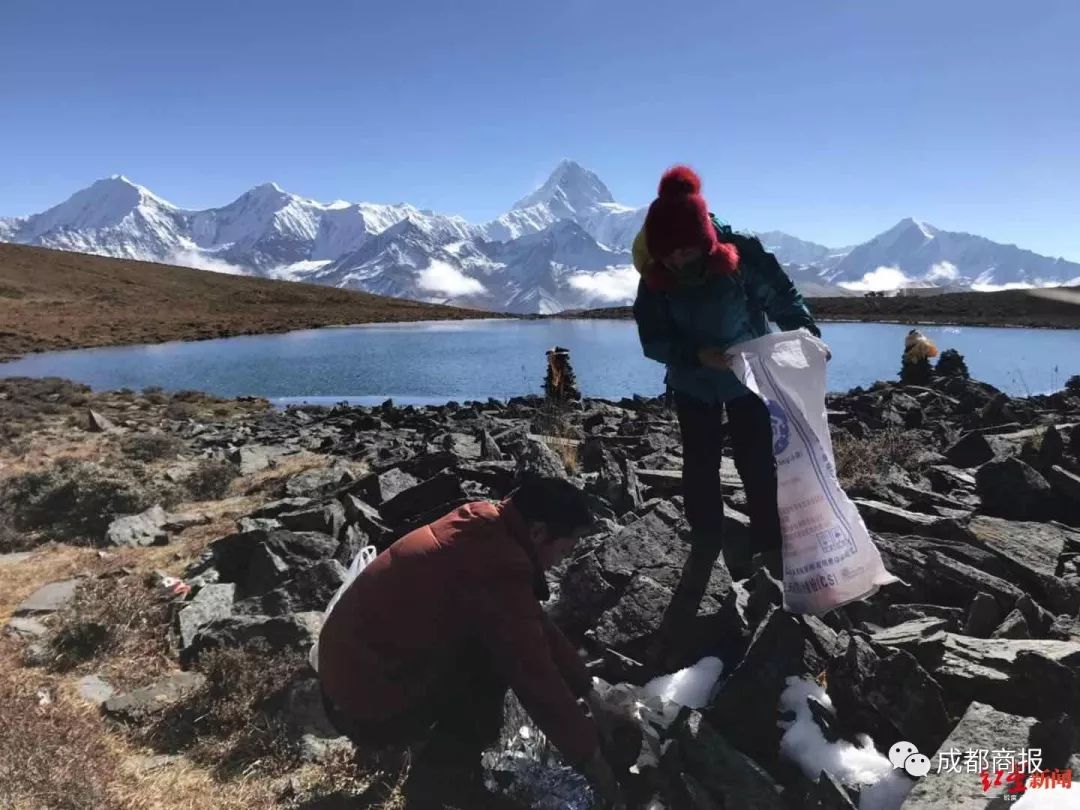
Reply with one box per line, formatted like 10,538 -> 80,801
543,346 -> 581,405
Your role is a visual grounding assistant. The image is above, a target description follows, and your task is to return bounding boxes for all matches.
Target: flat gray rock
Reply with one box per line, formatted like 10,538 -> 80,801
105,505 -> 168,547
103,671 -> 206,723
1048,464 -> 1080,507
933,634 -> 1080,716
901,702 -> 1038,809
0,552 -> 34,567
15,579 -> 80,616
870,617 -> 949,657
87,408 -> 119,433
248,498 -> 315,519
228,444 -> 289,475
162,511 -> 211,532
76,674 -> 116,706
966,515 -> 1071,581
281,677 -> 355,763
5,616 -> 49,639
183,611 -> 322,664
852,499 -> 957,536
175,583 -> 236,651
674,710 -> 785,810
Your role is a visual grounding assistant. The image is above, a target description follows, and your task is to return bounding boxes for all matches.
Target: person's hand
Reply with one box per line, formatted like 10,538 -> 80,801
698,347 -> 732,371
581,750 -> 626,810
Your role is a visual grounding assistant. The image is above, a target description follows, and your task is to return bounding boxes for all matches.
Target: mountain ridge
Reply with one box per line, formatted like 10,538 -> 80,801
4,162 -> 1079,312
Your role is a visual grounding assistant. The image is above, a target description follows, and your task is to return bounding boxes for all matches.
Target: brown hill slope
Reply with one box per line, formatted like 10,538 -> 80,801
0,244 -> 496,358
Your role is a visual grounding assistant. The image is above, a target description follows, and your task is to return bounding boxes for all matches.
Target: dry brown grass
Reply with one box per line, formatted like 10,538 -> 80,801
0,384 -> 415,808
1,544 -> 403,809
0,544 -> 97,622
44,574 -> 175,689
138,644 -> 308,775
0,634 -> 286,810
833,428 -> 927,490
1,458 -> 183,546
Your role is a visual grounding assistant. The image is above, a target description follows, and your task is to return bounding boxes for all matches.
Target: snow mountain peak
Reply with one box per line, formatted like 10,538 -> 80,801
888,217 -> 937,239
512,160 -> 615,214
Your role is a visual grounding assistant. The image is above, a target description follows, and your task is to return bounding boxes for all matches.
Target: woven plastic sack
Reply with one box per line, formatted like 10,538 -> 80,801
728,330 -> 898,614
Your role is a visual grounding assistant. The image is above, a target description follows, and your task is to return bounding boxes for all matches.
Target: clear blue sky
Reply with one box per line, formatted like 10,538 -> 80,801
2,0 -> 1078,258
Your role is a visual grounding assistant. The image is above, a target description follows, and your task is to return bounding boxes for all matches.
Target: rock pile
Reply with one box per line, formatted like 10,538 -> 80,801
11,369 -> 1080,807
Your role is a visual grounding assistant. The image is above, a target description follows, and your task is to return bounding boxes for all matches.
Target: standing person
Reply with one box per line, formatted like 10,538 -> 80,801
631,165 -> 822,667
317,476 -> 625,810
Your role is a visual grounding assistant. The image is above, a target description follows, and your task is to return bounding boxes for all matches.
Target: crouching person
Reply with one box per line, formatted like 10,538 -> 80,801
317,476 -> 625,809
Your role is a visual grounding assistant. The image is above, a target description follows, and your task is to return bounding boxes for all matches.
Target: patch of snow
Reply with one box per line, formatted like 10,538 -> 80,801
641,656 -> 724,709
913,219 -> 936,239
859,770 -> 920,810
778,677 -> 914,810
1013,783 -> 1080,808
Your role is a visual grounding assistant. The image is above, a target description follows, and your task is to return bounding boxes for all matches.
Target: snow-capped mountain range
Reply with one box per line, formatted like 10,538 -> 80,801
3,161 -> 1079,313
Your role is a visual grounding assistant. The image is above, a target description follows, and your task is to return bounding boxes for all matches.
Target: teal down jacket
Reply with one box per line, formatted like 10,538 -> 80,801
632,221 -> 820,404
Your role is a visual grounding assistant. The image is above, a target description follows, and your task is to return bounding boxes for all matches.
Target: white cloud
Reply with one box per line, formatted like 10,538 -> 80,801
166,248 -> 249,276
838,265 -> 913,292
926,261 -> 959,282
266,259 -> 332,281
416,259 -> 486,296
567,265 -> 639,303
970,281 -> 1036,292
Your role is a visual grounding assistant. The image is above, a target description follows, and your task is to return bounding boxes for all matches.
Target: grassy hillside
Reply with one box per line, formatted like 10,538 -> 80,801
559,286 -> 1080,329
0,244 -> 497,358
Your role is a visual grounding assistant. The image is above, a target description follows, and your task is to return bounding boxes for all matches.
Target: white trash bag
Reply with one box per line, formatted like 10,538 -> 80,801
728,330 -> 898,615
308,544 -> 377,671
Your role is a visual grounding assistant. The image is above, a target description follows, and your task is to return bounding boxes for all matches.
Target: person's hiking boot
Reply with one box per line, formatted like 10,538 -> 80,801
647,543 -> 721,673
720,531 -> 755,581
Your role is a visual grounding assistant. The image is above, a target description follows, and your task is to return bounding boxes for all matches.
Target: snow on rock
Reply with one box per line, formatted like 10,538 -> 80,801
1012,784 -> 1080,808
641,656 -> 724,709
778,676 -> 915,810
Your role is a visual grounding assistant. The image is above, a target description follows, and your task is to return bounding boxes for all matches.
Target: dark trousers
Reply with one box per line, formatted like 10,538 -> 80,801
674,391 -> 782,560
323,644 -> 507,777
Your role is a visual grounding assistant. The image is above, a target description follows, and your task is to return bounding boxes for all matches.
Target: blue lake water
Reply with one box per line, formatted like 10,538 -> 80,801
1,319 -> 1078,404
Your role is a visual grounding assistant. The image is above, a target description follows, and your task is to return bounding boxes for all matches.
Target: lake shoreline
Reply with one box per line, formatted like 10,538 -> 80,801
6,310 -> 1078,365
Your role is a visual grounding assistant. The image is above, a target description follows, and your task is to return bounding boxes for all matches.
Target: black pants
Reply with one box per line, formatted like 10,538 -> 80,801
675,391 -> 782,557
323,644 -> 507,774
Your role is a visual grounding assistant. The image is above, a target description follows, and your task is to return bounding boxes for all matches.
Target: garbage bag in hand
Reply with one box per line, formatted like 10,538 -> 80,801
728,330 -> 898,615
308,544 -> 377,671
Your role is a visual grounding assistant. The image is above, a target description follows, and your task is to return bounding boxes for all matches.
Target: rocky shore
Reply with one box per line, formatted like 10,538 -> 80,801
2,368 -> 1080,809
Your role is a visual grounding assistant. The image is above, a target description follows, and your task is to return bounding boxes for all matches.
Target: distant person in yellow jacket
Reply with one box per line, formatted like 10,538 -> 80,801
900,329 -> 938,384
